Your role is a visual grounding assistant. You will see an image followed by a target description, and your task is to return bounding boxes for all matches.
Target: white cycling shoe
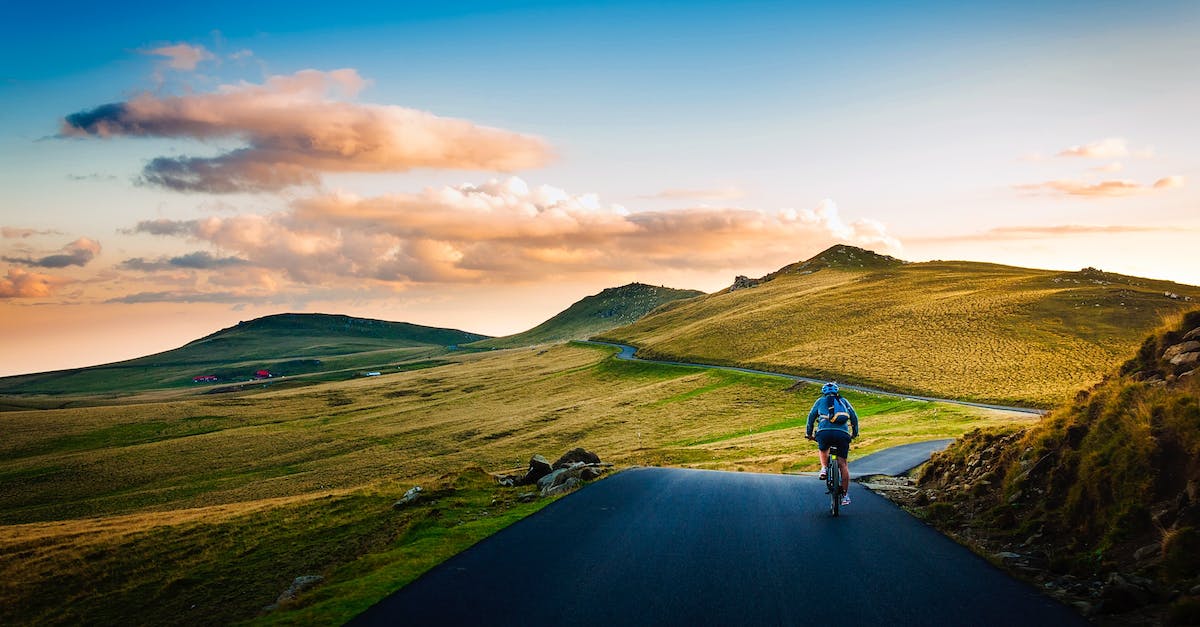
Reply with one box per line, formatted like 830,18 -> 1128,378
841,494 -> 851,506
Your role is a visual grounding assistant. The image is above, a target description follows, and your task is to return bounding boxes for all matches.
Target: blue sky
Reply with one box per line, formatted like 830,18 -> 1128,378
1,1 -> 1198,374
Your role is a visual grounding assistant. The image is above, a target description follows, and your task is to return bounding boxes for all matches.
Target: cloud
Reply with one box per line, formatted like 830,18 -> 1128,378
1057,138 -> 1128,159
105,290 -> 260,305
1014,176 -> 1186,198
640,187 -> 745,201
2,227 -> 60,239
3,237 -> 101,268
120,251 -> 249,272
128,218 -> 198,236
141,43 -> 214,71
61,69 -> 553,193
0,268 -> 72,298
128,177 -> 900,286
1153,175 -> 1185,189
906,223 -> 1184,244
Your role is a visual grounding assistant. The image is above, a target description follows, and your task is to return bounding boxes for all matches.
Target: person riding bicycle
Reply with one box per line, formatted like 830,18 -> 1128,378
805,382 -> 859,506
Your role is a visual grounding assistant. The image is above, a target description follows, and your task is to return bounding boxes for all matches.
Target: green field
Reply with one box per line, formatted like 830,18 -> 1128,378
599,246 -> 1200,407
0,342 -> 1033,625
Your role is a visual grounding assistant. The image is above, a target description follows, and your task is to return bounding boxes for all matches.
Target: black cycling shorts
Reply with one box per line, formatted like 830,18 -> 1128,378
815,431 -> 851,458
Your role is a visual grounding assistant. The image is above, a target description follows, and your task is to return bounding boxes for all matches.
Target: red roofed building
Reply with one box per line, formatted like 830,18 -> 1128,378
255,369 -> 271,379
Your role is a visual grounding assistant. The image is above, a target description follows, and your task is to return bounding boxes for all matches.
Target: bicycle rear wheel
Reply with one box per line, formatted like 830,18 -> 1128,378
829,456 -> 841,517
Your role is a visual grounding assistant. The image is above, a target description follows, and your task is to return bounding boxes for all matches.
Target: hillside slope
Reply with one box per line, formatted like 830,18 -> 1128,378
470,283 -> 703,349
599,245 -> 1200,406
0,313 -> 488,396
912,310 -> 1200,619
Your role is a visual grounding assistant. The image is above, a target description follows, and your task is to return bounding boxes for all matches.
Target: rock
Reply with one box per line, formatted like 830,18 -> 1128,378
1170,352 -> 1200,367
552,448 -> 601,469
537,468 -> 568,491
580,466 -> 605,481
520,454 -> 553,485
1133,543 -> 1161,561
1184,327 -> 1200,341
1100,573 -> 1152,613
275,575 -> 324,605
1071,601 -> 1093,616
393,486 -> 423,509
729,275 -> 762,292
542,476 -> 582,497
517,492 -> 538,502
1190,584 -> 1200,596
1165,341 -> 1200,360
994,551 -> 1023,563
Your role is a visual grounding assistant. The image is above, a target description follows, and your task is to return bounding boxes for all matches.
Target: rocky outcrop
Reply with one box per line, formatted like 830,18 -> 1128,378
264,575 -> 324,612
553,447 -> 601,469
392,486 -> 423,508
495,448 -> 611,497
729,275 -> 762,292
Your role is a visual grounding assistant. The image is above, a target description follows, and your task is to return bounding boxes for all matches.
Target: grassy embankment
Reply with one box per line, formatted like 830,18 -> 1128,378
600,246 -> 1200,407
0,342 -> 1032,625
913,310 -> 1200,621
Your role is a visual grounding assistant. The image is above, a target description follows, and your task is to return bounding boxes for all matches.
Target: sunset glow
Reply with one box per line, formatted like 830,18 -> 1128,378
2,1 -> 1198,376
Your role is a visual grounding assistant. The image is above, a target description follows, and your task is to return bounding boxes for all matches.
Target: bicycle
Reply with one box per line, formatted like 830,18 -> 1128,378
807,435 -> 844,517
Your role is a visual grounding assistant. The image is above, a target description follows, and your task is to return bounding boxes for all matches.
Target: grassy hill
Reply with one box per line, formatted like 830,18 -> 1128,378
0,313 -> 489,397
598,244 -> 1200,406
912,310 -> 1200,620
470,282 -> 703,349
0,342 -> 1033,625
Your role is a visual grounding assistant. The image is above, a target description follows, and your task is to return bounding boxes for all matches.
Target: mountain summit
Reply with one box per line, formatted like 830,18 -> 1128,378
471,282 -> 704,349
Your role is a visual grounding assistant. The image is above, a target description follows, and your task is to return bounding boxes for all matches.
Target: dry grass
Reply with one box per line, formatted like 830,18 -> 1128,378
0,342 -> 1035,625
599,262 -> 1200,407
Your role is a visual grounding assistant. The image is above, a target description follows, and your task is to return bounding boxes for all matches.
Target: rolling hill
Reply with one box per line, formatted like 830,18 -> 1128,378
469,282 -> 703,349
0,313 -> 489,397
598,245 -> 1200,406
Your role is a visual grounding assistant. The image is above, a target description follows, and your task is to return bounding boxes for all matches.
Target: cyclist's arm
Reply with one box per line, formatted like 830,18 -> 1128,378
805,402 -> 819,437
844,398 -> 860,438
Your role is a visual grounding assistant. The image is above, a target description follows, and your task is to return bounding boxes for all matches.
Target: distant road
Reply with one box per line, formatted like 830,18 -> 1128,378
581,340 -> 1048,416
352,466 -> 1082,626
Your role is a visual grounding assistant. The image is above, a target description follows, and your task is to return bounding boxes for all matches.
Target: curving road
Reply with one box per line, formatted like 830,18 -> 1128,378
352,464 -> 1083,626
581,340 -> 1048,416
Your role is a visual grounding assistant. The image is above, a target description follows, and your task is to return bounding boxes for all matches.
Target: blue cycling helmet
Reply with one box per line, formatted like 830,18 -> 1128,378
821,382 -> 839,395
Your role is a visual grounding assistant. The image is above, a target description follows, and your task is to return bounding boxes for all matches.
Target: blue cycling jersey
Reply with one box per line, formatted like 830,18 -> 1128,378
805,395 -> 859,438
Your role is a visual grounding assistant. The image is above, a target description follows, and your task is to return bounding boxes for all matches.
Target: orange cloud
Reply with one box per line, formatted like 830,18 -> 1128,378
1015,176 -> 1185,198
61,70 -> 552,193
1057,137 -> 1128,159
906,223 -> 1184,244
141,43 -> 214,70
129,178 -> 900,288
1154,175 -> 1185,189
2,227 -> 60,239
0,268 -> 72,298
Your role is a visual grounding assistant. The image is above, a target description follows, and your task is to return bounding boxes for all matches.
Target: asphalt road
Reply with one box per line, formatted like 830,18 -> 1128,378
352,466 -> 1083,626
846,439 -> 954,479
582,340 -> 1048,416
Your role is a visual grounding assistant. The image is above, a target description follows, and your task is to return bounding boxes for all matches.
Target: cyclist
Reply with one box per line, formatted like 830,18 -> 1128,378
805,382 -> 859,506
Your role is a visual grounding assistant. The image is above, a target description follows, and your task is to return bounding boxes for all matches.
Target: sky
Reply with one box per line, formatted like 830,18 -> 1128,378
1,0 -> 1198,376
